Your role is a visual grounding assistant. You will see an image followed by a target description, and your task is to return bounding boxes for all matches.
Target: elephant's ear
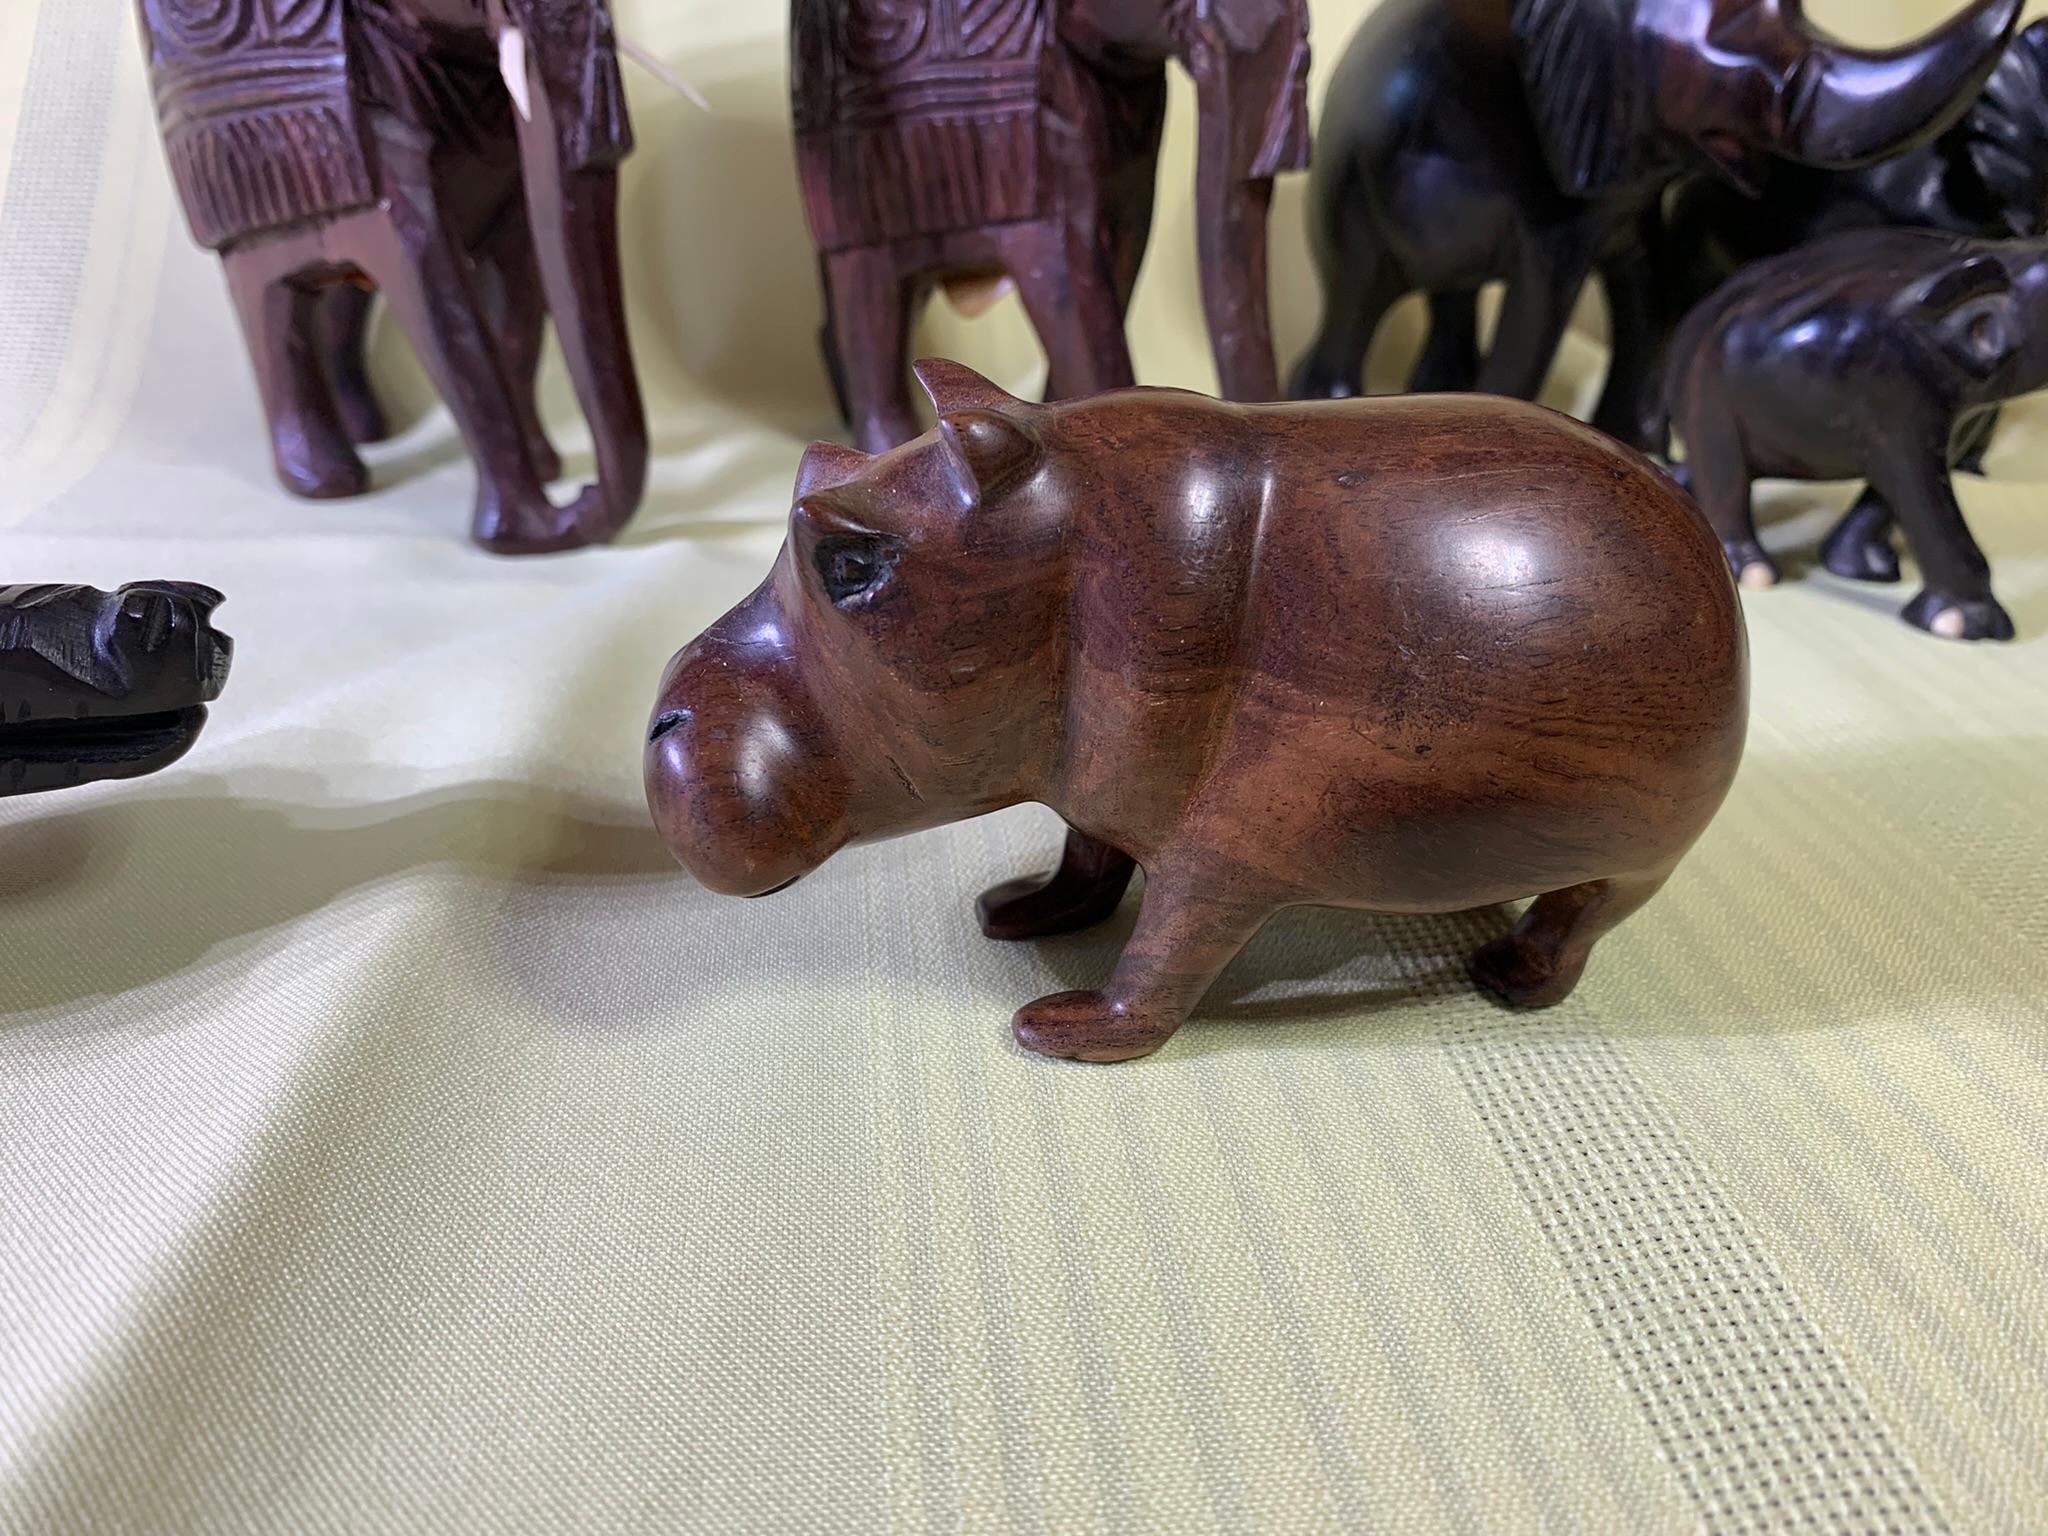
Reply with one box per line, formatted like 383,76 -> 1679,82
1510,0 -> 1652,195
1965,21 -> 2048,236
912,359 -> 1023,416
1914,254 -> 2019,379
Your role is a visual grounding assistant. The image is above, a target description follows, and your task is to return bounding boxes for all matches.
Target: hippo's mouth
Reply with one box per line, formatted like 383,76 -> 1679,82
0,704 -> 213,796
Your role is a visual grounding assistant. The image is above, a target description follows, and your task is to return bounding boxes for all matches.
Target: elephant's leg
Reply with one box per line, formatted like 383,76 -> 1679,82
1409,290 -> 1481,394
1822,406 -> 1995,586
475,197 -> 564,484
1195,174 -> 1282,400
1819,490 -> 1902,583
1002,220 -> 1136,398
315,284 -> 391,446
1592,245 -> 1667,454
1469,869 -> 1671,1009
977,827 -> 1137,941
1952,405 -> 1998,476
822,247 -> 921,453
1869,444 -> 2013,641
223,254 -> 368,500
351,202 -> 571,552
1289,255 -> 1399,401
1010,872 -> 1272,1062
1476,226 -> 1596,402
1670,385 -> 1774,588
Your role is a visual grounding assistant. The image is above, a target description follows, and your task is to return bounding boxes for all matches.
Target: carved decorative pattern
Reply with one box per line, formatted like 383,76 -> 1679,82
139,0 -> 373,249
792,0 -> 1052,249
844,0 -> 928,69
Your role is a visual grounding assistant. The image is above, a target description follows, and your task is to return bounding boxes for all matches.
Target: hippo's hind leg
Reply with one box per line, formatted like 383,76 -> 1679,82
1469,869 -> 1672,1010
978,827 -> 1136,941
1010,871 -> 1271,1063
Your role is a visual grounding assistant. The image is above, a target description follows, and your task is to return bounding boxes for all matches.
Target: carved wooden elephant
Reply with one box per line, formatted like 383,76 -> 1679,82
134,0 -> 647,553
1663,19 -> 2048,570
1290,0 -> 2022,454
791,0 -> 1311,453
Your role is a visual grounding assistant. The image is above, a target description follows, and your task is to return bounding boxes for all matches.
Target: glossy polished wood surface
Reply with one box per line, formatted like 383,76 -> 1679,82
1669,227 -> 2048,642
791,0 -> 1311,452
0,583 -> 233,797
1291,0 -> 2022,453
135,0 -> 647,553
645,363 -> 1749,1062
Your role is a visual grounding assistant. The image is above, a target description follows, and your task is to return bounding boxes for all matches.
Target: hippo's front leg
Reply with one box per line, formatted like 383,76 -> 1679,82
1010,872 -> 1272,1064
977,827 -> 1137,941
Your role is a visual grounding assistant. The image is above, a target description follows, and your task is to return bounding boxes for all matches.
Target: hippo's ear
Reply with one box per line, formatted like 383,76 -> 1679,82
912,358 -> 1021,415
794,440 -> 870,500
939,409 -> 1039,505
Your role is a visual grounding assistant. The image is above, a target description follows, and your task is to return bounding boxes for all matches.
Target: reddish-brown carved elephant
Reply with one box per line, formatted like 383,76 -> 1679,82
135,0 -> 647,553
792,0 -> 1312,453
644,363 -> 1749,1062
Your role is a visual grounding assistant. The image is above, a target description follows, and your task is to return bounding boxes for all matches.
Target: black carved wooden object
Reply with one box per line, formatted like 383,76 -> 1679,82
1291,0 -> 2023,453
1668,228 -> 2046,641
1,583 -> 233,797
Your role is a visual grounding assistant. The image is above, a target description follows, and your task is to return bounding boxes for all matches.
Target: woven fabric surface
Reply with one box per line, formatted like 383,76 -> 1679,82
2,0 -> 2045,1531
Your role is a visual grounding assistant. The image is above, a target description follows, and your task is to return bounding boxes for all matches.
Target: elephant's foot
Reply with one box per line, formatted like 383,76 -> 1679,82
529,437 -> 565,486
1287,354 -> 1358,402
1902,587 -> 2014,642
471,483 -> 619,556
273,424 -> 369,501
976,836 -> 1135,941
1467,934 -> 1586,1010
1820,516 -> 1901,584
1011,989 -> 1177,1064
1722,539 -> 1780,591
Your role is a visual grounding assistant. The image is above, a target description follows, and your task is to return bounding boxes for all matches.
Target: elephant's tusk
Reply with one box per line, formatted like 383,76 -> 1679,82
498,26 -> 532,122
617,35 -> 710,113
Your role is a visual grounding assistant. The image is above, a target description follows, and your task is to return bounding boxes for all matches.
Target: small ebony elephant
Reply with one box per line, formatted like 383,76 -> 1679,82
1665,17 -> 2048,571
792,0 -> 1311,452
1668,227 -> 2048,641
1290,0 -> 2022,453
135,0 -> 647,553
1,583 -> 233,797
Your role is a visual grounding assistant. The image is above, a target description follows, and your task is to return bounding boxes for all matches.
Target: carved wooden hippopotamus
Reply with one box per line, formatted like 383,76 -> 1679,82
644,364 -> 1748,1062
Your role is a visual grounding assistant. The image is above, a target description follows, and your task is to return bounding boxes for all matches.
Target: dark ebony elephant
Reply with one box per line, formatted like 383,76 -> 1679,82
792,0 -> 1311,453
1668,227 -> 2048,641
135,0 -> 647,553
1664,18 -> 2048,571
1289,0 -> 2023,452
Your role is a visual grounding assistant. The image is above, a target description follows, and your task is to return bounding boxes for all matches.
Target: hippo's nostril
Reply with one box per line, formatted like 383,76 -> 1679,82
649,709 -> 691,743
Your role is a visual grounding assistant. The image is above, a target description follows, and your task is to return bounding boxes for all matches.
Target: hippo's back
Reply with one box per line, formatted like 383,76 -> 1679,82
1225,394 -> 1747,908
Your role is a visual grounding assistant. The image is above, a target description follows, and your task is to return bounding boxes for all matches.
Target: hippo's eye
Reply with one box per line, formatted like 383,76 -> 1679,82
813,532 -> 898,608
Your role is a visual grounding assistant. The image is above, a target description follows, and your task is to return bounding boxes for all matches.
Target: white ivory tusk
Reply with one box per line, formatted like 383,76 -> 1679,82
617,34 -> 710,112
498,27 -> 532,122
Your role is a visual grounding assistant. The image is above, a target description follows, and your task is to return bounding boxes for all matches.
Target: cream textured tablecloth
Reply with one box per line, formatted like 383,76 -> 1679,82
3,1 -> 2045,1531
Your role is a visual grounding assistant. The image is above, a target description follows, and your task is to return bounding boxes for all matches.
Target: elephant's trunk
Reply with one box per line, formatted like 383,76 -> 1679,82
500,6 -> 648,542
1776,0 -> 2022,167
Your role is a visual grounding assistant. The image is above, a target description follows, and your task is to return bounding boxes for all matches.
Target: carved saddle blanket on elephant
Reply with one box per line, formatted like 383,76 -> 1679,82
791,0 -> 1053,249
138,0 -> 519,251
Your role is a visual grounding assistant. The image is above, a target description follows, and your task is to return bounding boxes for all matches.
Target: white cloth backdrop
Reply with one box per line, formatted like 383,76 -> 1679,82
3,1 -> 2046,1531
